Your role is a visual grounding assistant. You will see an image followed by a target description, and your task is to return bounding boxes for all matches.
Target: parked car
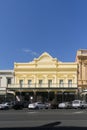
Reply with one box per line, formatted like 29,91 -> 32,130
23,101 -> 30,108
71,100 -> 87,109
80,100 -> 87,109
4,102 -> 14,109
58,102 -> 72,109
44,102 -> 51,109
13,101 -> 24,110
28,102 -> 46,109
0,102 -> 9,110
50,99 -> 58,109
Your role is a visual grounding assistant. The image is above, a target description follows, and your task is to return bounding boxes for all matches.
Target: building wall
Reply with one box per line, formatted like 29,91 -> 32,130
0,52 -> 78,102
0,70 -> 14,87
76,49 -> 87,90
13,52 -> 78,89
0,70 -> 14,94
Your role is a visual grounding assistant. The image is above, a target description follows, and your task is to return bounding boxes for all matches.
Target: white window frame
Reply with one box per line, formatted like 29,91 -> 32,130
0,78 -> 2,87
7,77 -> 12,86
68,79 -> 72,87
59,80 -> 64,87
48,80 -> 52,88
28,80 -> 32,87
38,80 -> 43,87
19,80 -> 23,88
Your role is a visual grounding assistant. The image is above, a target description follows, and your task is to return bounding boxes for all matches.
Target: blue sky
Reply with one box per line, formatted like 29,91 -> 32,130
0,0 -> 87,69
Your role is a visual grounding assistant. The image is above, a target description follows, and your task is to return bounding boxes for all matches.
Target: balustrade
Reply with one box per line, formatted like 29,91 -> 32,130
7,83 -> 77,89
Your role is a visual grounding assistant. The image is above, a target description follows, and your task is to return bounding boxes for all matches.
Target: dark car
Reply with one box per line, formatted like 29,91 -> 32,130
22,101 -> 30,108
50,101 -> 58,109
13,101 -> 24,110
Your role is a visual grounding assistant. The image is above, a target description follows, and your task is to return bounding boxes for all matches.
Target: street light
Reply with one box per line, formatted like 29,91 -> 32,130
30,96 -> 33,103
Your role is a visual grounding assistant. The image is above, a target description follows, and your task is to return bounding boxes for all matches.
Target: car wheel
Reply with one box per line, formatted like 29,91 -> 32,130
35,106 -> 39,110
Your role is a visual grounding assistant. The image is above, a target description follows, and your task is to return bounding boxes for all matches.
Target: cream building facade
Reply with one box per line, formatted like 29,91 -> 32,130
76,49 -> 87,100
8,52 -> 78,102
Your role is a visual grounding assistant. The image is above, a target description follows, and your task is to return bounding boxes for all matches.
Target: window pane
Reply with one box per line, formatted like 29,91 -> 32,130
59,80 -> 64,87
39,80 -> 43,87
68,80 -> 72,87
19,80 -> 23,87
28,80 -> 32,87
7,78 -> 11,85
0,78 -> 1,87
48,80 -> 52,87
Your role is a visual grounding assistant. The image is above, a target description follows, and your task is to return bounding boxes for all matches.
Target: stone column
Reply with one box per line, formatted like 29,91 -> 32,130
79,60 -> 82,80
43,75 -> 47,88
53,75 -> 56,87
85,64 -> 87,80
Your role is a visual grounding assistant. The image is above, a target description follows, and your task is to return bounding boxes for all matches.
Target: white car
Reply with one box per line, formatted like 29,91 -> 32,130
80,100 -> 87,109
58,102 -> 70,109
0,102 -> 9,110
72,100 -> 83,109
28,102 -> 46,109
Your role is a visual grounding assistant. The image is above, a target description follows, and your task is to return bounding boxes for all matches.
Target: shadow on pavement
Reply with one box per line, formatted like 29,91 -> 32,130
0,121 -> 86,130
0,127 -> 87,130
39,121 -> 61,127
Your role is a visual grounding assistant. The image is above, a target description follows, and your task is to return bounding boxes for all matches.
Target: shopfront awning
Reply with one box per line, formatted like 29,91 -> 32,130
7,90 -> 15,95
80,92 -> 87,96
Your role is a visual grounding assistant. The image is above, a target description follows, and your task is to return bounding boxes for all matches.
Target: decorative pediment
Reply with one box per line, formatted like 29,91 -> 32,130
34,52 -> 58,66
35,52 -> 57,62
35,52 -> 53,61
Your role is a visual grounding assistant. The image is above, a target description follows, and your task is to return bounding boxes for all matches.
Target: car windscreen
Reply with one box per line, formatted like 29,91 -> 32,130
73,101 -> 80,104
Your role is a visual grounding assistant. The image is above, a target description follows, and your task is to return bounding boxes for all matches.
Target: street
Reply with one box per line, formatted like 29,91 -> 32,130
0,108 -> 87,129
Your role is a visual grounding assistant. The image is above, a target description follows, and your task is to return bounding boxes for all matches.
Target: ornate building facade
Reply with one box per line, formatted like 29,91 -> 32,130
8,52 -> 78,102
76,49 -> 87,100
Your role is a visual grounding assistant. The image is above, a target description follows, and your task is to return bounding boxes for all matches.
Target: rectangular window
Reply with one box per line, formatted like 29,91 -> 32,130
0,78 -> 1,87
39,80 -> 43,87
59,80 -> 64,87
7,78 -> 11,85
48,80 -> 52,87
19,80 -> 23,88
68,80 -> 72,87
28,80 -> 32,87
